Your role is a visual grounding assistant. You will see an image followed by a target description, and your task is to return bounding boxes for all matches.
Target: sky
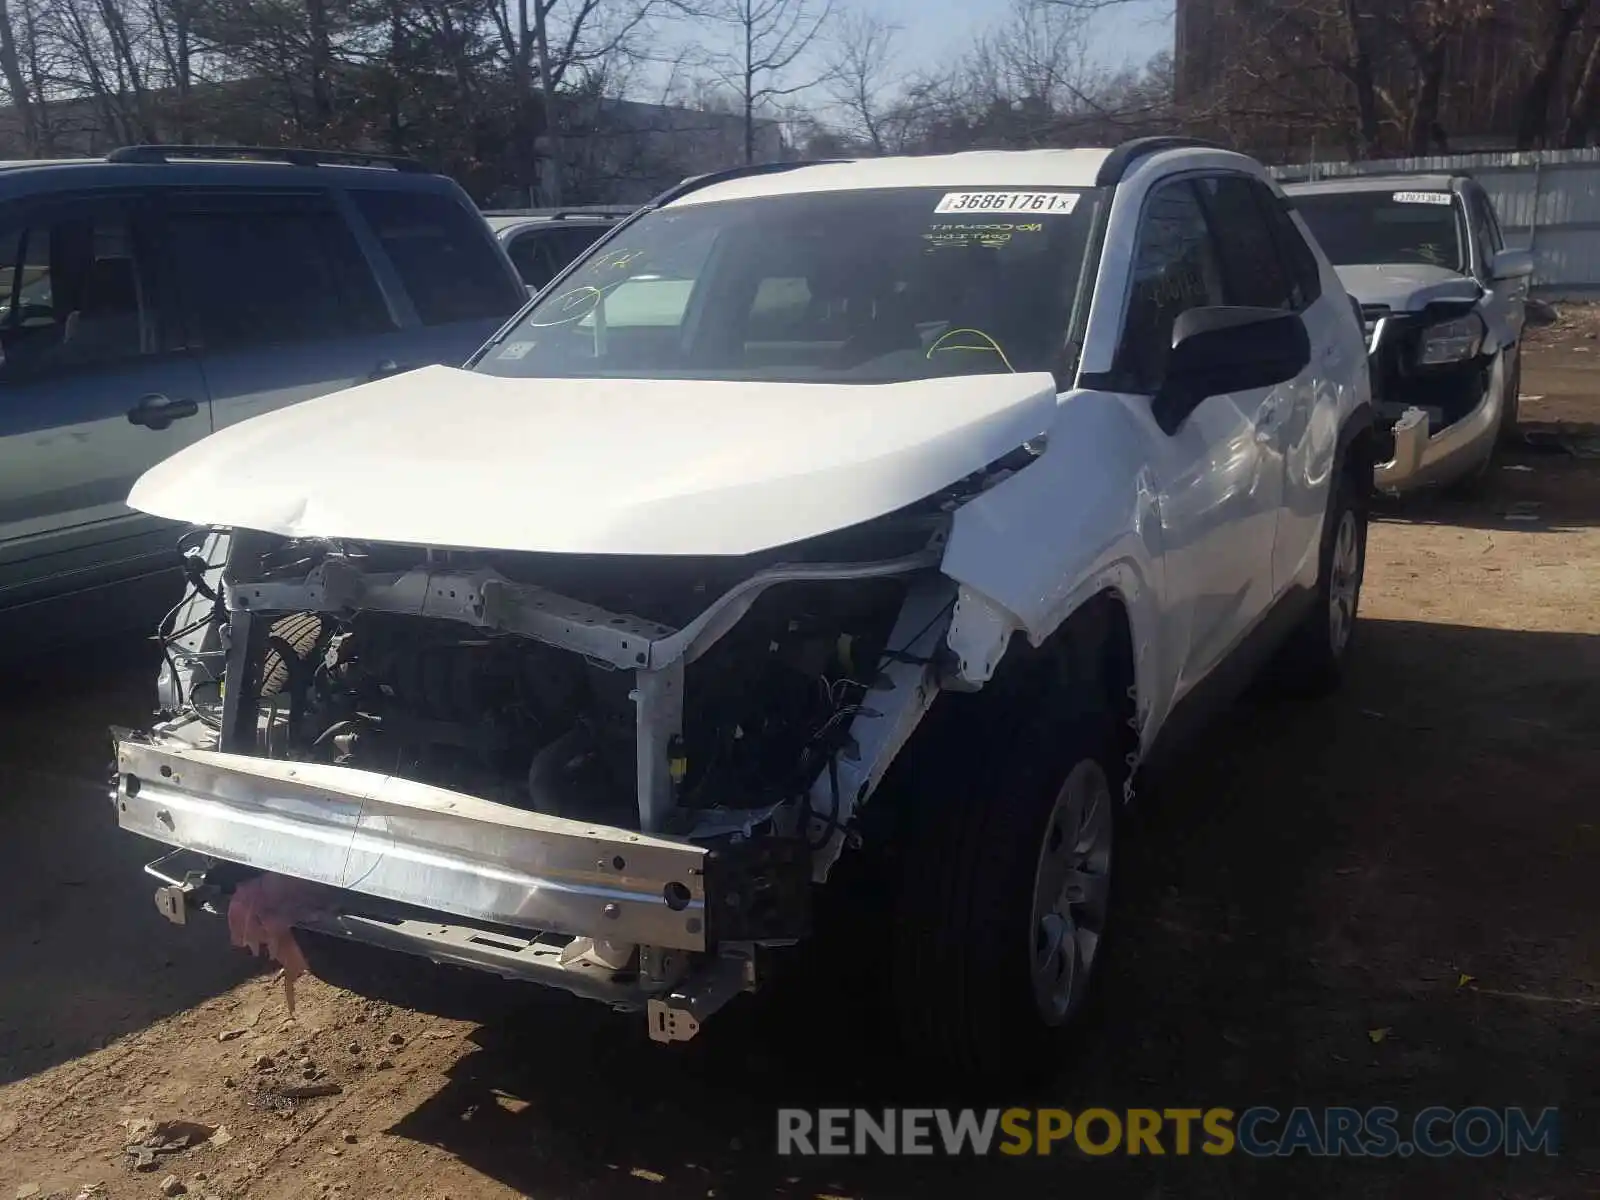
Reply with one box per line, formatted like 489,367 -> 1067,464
640,0 -> 1175,118
869,0 -> 1173,75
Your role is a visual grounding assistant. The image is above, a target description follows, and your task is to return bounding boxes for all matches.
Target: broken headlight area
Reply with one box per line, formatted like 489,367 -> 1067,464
1414,311 -> 1486,367
1368,300 -> 1493,446
121,494 -> 979,1038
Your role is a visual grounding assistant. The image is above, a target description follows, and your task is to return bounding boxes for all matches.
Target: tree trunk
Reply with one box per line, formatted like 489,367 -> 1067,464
306,0 -> 333,132
1563,29 -> 1600,145
97,0 -> 156,140
1518,0 -> 1590,149
20,0 -> 50,152
1405,36 -> 1447,154
743,3 -> 755,163
0,0 -> 38,155
533,0 -> 561,205
175,0 -> 192,143
386,0 -> 404,153
1339,0 -> 1382,156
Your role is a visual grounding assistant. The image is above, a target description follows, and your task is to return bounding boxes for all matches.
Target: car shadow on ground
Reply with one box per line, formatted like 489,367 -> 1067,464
1371,433 -> 1600,533
0,638 -> 257,1087
386,619 -> 1600,1200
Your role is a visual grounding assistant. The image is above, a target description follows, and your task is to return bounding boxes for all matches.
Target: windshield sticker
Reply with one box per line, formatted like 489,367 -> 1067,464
935,191 -> 1080,215
924,221 -> 1043,251
1392,191 -> 1454,206
498,340 -> 537,360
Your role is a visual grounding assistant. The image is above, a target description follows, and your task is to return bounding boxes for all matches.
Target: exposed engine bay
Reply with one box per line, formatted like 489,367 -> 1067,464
122,458 -> 1026,1040
221,568 -> 906,835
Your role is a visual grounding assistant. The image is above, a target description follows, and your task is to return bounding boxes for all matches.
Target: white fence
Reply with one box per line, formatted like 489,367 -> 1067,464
1271,148 -> 1600,299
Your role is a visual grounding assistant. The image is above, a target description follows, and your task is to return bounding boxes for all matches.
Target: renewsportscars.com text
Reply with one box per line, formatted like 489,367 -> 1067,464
776,1106 -> 1561,1158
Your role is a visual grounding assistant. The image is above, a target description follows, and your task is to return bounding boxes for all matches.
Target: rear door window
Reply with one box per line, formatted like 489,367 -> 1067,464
1262,192 -> 1324,309
506,228 -> 557,290
0,195 -> 160,379
164,191 -> 392,351
352,189 -> 523,325
505,225 -> 610,291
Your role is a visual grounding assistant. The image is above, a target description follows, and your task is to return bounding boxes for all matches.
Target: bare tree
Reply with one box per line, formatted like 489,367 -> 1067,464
485,0 -> 663,204
702,0 -> 834,162
144,0 -> 199,141
974,0 -> 1091,113
825,10 -> 897,154
1389,0 -> 1494,153
1208,0 -> 1396,159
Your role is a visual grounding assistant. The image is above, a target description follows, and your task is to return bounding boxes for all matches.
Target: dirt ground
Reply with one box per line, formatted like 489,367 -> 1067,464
1,321 -> 1598,1200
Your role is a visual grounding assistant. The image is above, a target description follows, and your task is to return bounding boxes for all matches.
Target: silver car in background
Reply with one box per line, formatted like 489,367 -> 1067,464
1286,174 -> 1533,494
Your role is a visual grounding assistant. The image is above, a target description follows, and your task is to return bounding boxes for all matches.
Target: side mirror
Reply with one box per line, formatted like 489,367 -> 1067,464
1153,307 -> 1312,434
1490,248 -> 1534,281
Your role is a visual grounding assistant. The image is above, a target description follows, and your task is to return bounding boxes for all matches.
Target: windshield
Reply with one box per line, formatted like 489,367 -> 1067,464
473,186 -> 1103,384
1292,189 -> 1466,272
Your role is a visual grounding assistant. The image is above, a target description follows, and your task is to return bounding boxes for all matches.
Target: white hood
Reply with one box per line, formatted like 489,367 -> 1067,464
129,365 -> 1059,556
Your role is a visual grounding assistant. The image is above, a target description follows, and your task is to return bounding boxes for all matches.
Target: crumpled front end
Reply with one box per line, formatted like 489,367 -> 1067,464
115,470 -> 1018,1037
1362,299 -> 1504,495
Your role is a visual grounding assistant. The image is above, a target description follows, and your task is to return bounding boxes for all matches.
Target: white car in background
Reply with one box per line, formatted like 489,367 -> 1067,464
483,206 -> 633,293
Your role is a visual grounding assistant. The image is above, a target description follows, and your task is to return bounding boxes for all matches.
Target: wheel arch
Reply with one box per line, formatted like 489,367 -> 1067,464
1335,399 -> 1378,484
858,585 -> 1142,851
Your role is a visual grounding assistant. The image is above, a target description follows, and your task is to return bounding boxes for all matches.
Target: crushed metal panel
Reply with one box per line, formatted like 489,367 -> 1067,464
232,565 -> 670,670
803,576 -> 954,880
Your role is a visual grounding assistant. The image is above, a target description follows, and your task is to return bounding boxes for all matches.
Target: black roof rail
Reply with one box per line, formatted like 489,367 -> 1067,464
1280,167 -> 1464,183
106,144 -> 429,172
646,159 -> 849,209
1095,136 -> 1227,186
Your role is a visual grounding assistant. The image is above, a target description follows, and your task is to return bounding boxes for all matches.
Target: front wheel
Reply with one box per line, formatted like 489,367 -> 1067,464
887,690 -> 1126,1081
1497,349 -> 1523,447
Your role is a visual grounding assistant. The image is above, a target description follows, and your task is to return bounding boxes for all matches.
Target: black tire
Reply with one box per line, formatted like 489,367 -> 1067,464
1271,460 -> 1368,695
886,670 -> 1127,1082
1497,349 -> 1522,447
259,612 -> 324,697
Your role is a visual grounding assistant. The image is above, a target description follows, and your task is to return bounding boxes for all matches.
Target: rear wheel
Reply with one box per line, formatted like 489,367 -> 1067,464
1272,459 -> 1368,695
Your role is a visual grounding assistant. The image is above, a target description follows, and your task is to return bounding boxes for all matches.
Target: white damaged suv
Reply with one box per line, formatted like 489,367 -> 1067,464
113,138 -> 1374,1079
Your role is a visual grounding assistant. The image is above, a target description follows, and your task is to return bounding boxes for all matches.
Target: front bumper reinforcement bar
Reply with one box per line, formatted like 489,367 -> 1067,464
115,736 -> 710,952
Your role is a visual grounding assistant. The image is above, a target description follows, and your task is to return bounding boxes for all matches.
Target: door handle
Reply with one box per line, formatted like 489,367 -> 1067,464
127,393 -> 200,431
369,359 -> 408,381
